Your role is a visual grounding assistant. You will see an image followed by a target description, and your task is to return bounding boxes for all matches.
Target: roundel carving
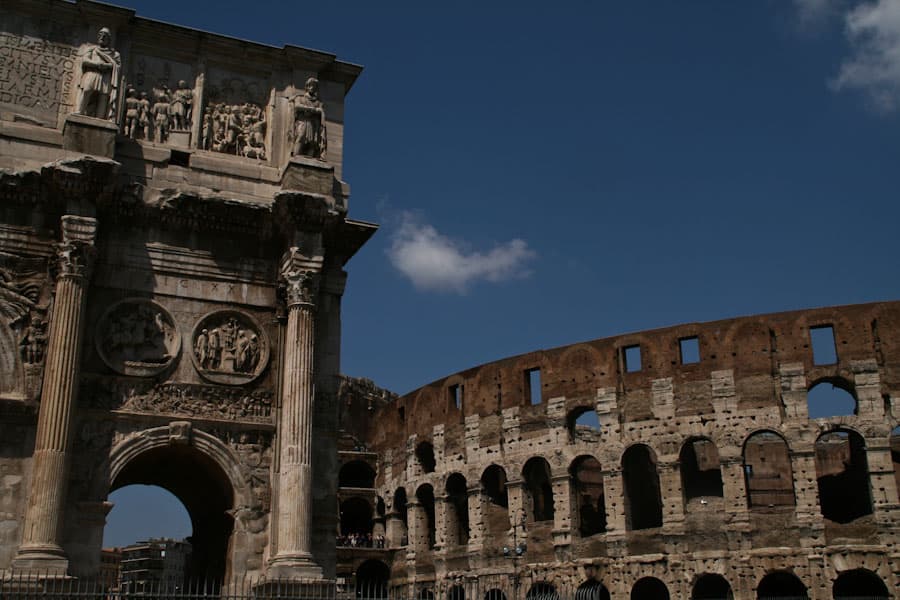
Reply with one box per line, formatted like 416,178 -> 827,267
191,310 -> 269,385
95,298 -> 181,377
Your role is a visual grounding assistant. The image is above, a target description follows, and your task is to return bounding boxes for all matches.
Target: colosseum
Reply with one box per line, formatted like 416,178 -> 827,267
336,301 -> 900,600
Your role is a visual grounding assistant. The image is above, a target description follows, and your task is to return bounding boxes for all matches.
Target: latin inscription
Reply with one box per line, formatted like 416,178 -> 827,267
0,33 -> 76,120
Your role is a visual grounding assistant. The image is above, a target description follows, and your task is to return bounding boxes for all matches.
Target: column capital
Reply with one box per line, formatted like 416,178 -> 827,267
280,247 -> 322,307
56,215 -> 97,280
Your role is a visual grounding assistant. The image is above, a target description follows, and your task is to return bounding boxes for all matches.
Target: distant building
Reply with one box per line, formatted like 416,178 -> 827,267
120,539 -> 192,590
99,547 -> 121,585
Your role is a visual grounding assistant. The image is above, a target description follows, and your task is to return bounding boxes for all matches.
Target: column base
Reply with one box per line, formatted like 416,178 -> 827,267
11,544 -> 69,575
267,553 -> 324,580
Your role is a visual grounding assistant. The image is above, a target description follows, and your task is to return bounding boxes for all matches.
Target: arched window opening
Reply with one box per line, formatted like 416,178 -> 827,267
484,589 -> 507,600
446,473 -> 470,546
756,571 -> 808,599
568,407 -> 601,442
355,559 -> 389,600
575,579 -> 610,600
416,484 -> 436,550
481,465 -> 509,542
109,444 -> 235,583
417,589 -> 435,600
526,582 -> 559,600
691,574 -> 733,600
570,456 -> 606,536
807,379 -> 857,419
743,431 -> 795,510
680,438 -> 724,504
631,577 -> 669,600
339,460 -> 376,488
622,445 -> 663,530
891,426 -> 900,501
815,430 -> 872,523
392,487 -> 409,547
416,441 -> 436,473
832,569 -> 890,599
448,584 -> 465,600
523,457 -> 555,522
339,497 -> 373,543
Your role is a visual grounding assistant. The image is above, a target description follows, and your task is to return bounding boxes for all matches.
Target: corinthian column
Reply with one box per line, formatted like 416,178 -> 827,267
268,246 -> 324,580
14,216 -> 97,574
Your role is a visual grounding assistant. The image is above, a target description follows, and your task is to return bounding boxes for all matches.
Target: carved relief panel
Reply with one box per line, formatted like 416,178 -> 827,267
95,298 -> 181,377
191,310 -> 269,385
123,55 -> 195,146
201,68 -> 269,160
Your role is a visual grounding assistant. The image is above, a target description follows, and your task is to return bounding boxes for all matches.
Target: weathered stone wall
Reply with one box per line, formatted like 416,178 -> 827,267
359,302 -> 900,599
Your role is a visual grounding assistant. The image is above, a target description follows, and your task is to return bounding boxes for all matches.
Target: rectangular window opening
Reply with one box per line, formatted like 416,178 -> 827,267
624,345 -> 642,373
525,368 -> 542,405
170,149 -> 191,167
810,325 -> 837,365
449,384 -> 463,410
679,336 -> 700,364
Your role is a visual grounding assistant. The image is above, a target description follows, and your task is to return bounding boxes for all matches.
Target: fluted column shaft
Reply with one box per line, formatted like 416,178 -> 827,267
14,216 -> 96,573
268,247 -> 323,580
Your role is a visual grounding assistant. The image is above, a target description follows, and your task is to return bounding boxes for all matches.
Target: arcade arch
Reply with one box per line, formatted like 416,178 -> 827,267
415,484 -> 436,549
743,431 -> 795,509
523,457 -> 554,522
755,571 -> 807,599
355,559 -> 389,599
445,473 -> 470,546
622,445 -> 662,530
480,465 -> 509,542
340,497 -> 373,537
340,460 -> 376,488
680,437 -> 724,503
807,378 -> 857,419
814,429 -> 872,523
570,456 -> 606,536
691,574 -> 733,600
631,577 -> 669,600
832,569 -> 889,599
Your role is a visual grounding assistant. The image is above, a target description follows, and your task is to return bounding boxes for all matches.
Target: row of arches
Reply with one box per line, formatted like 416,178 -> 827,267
360,427 -> 896,549
351,564 -> 890,600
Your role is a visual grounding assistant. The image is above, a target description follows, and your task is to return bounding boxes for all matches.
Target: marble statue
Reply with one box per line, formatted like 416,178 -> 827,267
76,27 -> 121,120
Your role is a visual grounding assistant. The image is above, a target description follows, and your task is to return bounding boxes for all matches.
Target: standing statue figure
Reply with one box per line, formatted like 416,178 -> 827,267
170,80 -> 193,131
290,77 -> 327,161
152,86 -> 171,142
76,27 -> 121,120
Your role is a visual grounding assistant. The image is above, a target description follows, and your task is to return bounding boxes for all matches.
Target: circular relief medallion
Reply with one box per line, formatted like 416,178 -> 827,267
190,310 -> 269,385
95,298 -> 181,377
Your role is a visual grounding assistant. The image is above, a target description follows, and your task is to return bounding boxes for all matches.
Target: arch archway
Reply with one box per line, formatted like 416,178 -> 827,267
339,460 -> 376,488
526,582 -> 558,600
481,464 -> 509,543
814,429 -> 872,523
756,571 -> 808,599
692,574 -> 733,600
445,473 -> 470,546
622,445 -> 662,530
416,441 -> 436,473
807,378 -> 857,419
575,579 -> 610,600
523,457 -> 554,522
340,497 -> 373,538
743,431 -> 795,509
832,569 -> 889,599
355,559 -> 389,599
680,437 -> 724,502
631,577 -> 669,600
415,484 -> 436,549
570,456 -> 606,536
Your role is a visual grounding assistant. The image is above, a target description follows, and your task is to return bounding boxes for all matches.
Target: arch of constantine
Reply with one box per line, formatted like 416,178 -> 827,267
0,2 -> 898,599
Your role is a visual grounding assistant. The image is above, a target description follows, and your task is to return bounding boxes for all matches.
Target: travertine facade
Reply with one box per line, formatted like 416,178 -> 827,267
337,303 -> 900,599
0,0 -> 374,583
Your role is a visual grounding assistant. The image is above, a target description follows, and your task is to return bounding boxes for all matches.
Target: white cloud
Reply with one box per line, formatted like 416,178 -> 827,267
832,0 -> 900,111
794,0 -> 845,29
387,212 -> 536,294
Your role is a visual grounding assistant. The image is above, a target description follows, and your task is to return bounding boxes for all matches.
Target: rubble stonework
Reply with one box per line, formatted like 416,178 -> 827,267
0,0 -> 374,584
337,303 -> 900,599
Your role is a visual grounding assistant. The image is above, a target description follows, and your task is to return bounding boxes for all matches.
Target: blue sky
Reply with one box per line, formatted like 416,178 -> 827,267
103,0 -> 900,547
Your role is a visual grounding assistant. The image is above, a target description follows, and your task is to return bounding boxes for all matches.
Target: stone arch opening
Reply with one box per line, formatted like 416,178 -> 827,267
815,429 -> 873,523
415,484 -> 436,549
807,378 -> 857,419
756,571 -> 808,599
691,574 -> 733,600
523,457 -> 554,522
526,582 -> 558,600
567,406 -> 601,442
392,487 -> 408,546
339,460 -> 376,488
832,568 -> 889,599
355,558 -> 389,599
484,589 -> 507,600
743,431 -> 795,509
622,444 -> 662,530
631,577 -> 669,600
680,437 -> 724,503
340,496 -> 373,538
891,426 -> 900,500
416,441 -> 436,473
104,484 -> 191,546
109,442 -> 235,582
448,584 -> 465,600
480,464 -> 509,542
575,579 -> 610,600
445,472 -> 470,546
570,455 -> 606,537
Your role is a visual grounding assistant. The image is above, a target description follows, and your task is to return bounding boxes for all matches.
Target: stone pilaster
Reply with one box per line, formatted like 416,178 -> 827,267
466,484 -> 484,553
602,469 -> 627,538
551,474 -> 572,550
659,461 -> 685,532
268,246 -> 324,580
14,216 -> 97,574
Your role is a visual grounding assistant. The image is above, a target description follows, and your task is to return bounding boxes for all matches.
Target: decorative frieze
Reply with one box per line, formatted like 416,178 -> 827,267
191,310 -> 270,385
95,298 -> 180,377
